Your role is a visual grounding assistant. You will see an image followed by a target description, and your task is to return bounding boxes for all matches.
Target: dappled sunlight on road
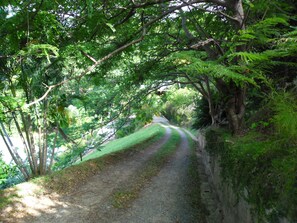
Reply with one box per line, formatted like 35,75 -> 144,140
1,182 -> 79,222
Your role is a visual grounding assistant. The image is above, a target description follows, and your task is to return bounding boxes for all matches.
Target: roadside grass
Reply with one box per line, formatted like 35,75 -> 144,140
112,128 -> 181,209
78,124 -> 166,163
183,130 -> 208,222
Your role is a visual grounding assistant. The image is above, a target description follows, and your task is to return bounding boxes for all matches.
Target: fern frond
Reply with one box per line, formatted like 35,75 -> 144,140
253,17 -> 289,32
169,51 -> 266,86
228,52 -> 268,64
283,28 -> 297,37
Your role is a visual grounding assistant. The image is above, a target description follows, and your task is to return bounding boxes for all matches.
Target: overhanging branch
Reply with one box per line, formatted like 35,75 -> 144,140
25,28 -> 146,108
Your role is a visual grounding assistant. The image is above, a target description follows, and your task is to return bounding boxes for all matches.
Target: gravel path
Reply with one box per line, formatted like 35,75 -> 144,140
110,128 -> 202,223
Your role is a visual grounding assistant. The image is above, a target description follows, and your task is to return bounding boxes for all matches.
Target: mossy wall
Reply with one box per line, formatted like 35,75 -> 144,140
200,128 -> 295,223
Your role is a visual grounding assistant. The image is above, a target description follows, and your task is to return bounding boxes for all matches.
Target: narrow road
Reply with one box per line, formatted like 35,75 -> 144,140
3,125 -> 209,223
111,128 -> 203,223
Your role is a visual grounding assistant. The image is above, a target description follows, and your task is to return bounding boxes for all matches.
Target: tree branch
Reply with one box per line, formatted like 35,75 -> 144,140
80,50 -> 97,63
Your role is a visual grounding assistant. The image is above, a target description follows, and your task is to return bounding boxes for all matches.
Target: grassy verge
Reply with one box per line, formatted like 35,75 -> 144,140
36,124 -> 166,194
205,127 -> 297,222
112,128 -> 181,208
78,124 -> 166,163
183,130 -> 208,222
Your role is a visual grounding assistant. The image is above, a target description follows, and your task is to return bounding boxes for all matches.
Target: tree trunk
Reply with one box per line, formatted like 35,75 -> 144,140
40,100 -> 48,175
48,128 -> 58,172
221,0 -> 247,134
225,84 -> 246,135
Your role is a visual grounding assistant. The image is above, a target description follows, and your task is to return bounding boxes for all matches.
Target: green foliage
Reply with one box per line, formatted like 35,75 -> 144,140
250,120 -> 270,130
231,16 -> 297,71
236,17 -> 289,46
162,87 -> 197,126
0,96 -> 24,120
53,145 -> 85,170
0,155 -> 10,186
18,44 -> 59,62
228,52 -> 268,64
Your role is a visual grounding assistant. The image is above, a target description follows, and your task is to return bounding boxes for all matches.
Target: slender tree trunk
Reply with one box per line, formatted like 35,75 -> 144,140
0,122 -> 30,180
9,78 -> 37,175
48,128 -> 58,172
58,126 -> 76,144
40,100 -> 48,175
20,112 -> 38,175
12,112 -> 35,174
205,77 -> 217,125
28,115 -> 38,175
